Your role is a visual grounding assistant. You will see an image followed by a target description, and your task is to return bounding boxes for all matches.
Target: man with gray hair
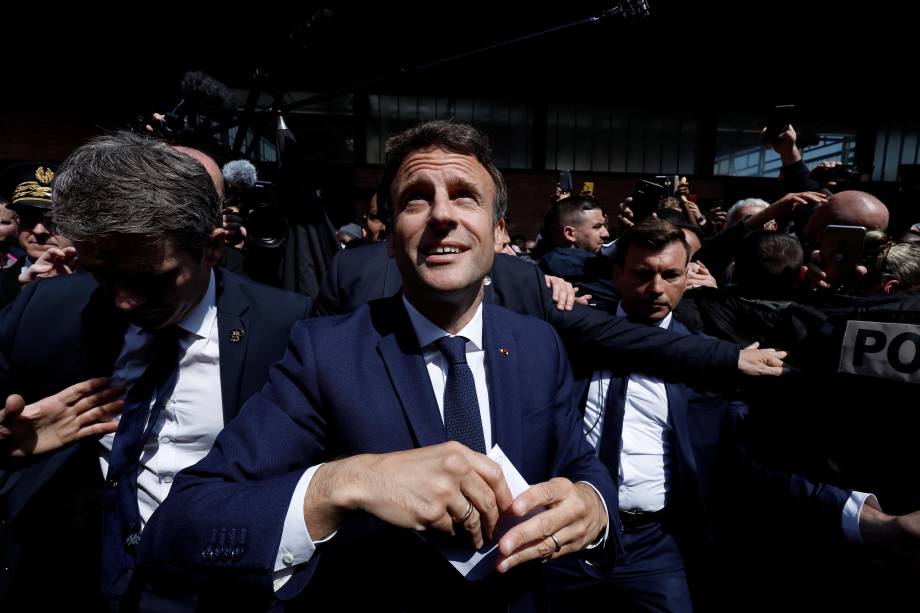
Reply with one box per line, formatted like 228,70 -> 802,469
726,197 -> 777,230
0,131 -> 310,611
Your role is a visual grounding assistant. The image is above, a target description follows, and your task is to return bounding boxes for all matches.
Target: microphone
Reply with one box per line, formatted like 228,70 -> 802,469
222,159 -> 258,189
152,72 -> 238,136
180,71 -> 238,113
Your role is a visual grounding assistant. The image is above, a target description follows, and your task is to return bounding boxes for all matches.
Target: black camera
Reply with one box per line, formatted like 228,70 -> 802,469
225,180 -> 288,249
630,175 -> 678,222
809,164 -> 874,190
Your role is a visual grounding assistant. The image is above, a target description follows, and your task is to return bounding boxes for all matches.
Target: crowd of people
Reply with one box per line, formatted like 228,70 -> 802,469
0,118 -> 917,612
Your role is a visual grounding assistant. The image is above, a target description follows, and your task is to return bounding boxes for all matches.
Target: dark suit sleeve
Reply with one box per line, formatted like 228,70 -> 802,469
725,399 -> 851,542
544,325 -> 619,555
489,253 -> 741,388
555,304 -> 741,389
0,281 -> 94,610
489,253 -> 551,321
138,321 -> 330,597
0,277 -> 40,401
781,159 -> 820,192
311,248 -> 343,317
0,280 -> 63,501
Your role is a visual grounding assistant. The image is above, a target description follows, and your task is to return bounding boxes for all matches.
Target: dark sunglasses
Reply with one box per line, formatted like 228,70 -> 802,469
14,208 -> 51,229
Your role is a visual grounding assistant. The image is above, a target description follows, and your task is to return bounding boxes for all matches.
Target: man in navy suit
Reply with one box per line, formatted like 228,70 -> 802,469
140,121 -> 617,611
314,234 -> 789,392
546,219 -> 920,611
0,133 -> 310,611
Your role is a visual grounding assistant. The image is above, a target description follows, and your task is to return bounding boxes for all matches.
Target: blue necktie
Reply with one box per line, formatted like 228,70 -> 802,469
435,335 -> 486,454
101,327 -> 182,594
598,376 -> 628,483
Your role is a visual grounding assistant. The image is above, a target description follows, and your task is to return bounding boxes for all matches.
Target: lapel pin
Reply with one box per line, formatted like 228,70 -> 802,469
484,275 -> 492,286
229,328 -> 245,344
499,347 -> 510,356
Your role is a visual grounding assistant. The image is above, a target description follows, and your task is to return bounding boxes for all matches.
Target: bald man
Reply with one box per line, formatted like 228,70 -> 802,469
803,190 -> 889,245
172,145 -> 226,199
802,190 -> 889,291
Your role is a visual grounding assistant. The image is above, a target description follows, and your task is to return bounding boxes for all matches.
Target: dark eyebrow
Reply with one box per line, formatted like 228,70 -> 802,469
449,176 -> 485,199
395,175 -> 485,202
394,176 -> 430,200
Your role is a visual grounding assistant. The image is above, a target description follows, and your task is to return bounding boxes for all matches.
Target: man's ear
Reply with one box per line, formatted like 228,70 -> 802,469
883,278 -> 900,295
562,225 -> 577,246
494,216 -> 507,244
204,228 -> 226,267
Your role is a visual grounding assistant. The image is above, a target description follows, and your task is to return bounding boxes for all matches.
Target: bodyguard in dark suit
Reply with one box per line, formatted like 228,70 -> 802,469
0,134 -> 310,611
141,121 -> 616,611
546,220 -> 920,611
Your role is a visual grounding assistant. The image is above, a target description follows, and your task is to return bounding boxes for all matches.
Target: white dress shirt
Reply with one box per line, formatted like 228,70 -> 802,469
582,305 -> 873,542
583,307 -> 672,512
98,271 -> 223,529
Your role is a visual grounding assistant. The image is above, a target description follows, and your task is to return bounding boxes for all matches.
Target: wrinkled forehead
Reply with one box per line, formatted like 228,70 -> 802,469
397,147 -> 488,176
391,148 -> 496,209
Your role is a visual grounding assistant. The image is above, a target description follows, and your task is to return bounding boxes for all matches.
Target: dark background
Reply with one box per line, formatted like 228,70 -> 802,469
2,2 -> 917,233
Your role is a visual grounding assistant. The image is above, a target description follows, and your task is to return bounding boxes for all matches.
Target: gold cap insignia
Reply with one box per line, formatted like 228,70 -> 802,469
34,166 -> 54,185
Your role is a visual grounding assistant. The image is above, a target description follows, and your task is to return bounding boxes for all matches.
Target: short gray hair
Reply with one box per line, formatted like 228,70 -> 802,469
879,242 -> 920,289
727,198 -> 769,226
51,131 -> 221,257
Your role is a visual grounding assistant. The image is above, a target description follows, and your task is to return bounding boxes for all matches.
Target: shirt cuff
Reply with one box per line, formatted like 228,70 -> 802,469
272,464 -> 337,591
577,481 -> 610,549
842,491 -> 879,545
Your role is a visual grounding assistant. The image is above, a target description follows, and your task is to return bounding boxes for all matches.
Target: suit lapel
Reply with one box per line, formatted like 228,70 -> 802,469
382,253 -> 403,298
665,320 -> 700,480
664,382 -> 695,459
375,297 -> 446,449
482,304 -> 522,468
482,271 -> 495,305
215,270 -> 251,423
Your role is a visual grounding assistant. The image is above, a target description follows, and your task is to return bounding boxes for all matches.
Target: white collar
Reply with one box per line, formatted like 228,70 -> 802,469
402,295 -> 484,351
